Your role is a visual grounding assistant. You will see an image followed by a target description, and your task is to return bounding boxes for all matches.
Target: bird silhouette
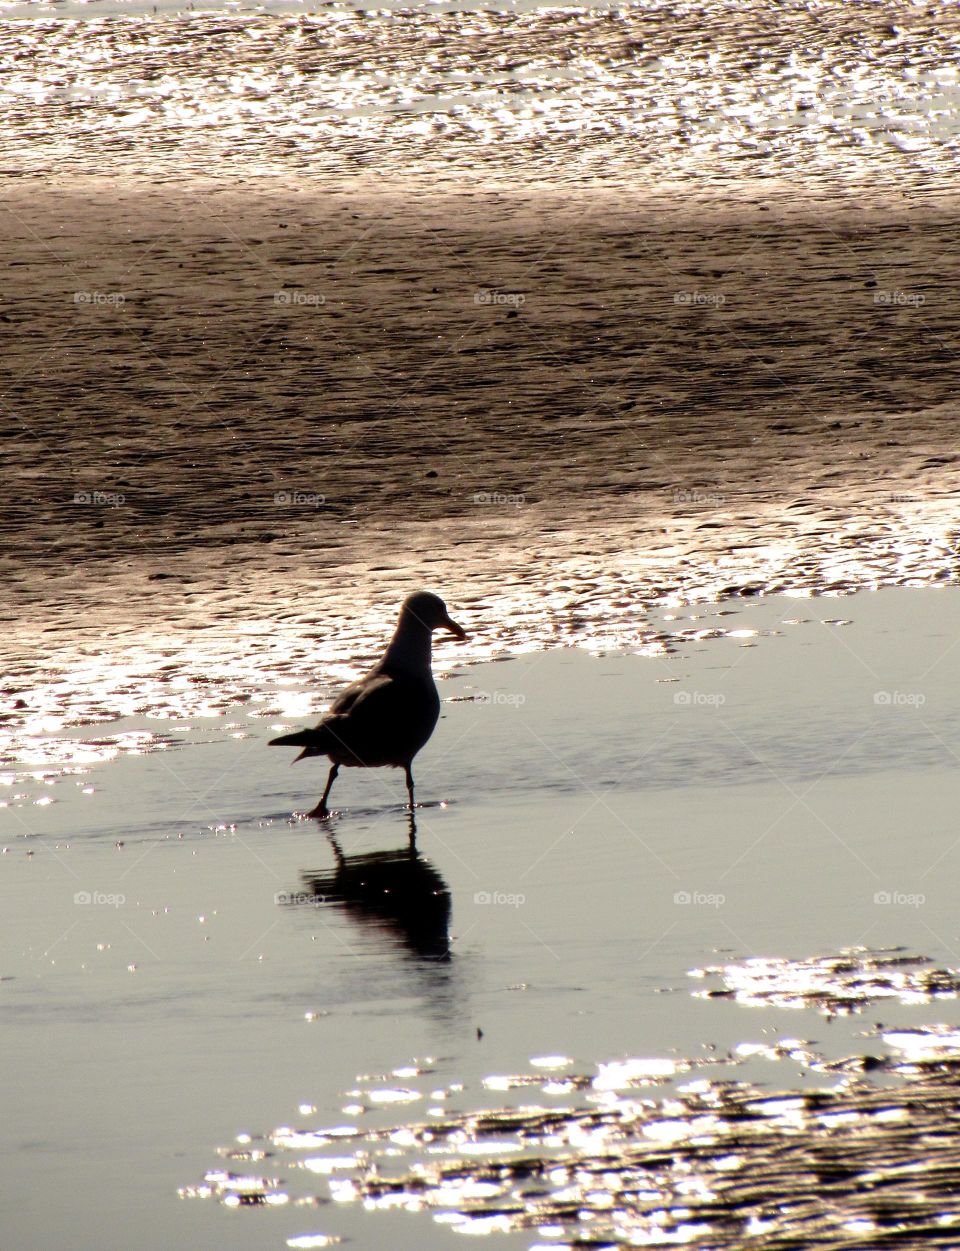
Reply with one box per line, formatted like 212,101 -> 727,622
269,591 -> 467,818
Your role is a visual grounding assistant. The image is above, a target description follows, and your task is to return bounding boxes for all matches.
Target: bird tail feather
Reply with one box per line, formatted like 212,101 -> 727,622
268,727 -> 334,763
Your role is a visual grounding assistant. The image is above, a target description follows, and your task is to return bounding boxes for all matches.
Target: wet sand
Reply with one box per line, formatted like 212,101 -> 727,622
3,180 -> 960,766
4,0 -> 960,759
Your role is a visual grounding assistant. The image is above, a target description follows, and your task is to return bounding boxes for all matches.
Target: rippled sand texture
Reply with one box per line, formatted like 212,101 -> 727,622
3,3 -> 960,186
4,182 -> 960,760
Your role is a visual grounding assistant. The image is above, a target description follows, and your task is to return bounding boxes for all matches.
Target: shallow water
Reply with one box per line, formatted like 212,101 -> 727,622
6,587 -> 960,1248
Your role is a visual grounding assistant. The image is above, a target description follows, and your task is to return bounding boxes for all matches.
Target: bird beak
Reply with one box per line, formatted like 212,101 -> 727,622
441,613 -> 467,640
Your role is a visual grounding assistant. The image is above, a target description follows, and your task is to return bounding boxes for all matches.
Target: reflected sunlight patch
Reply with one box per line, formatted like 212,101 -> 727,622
184,1031 -> 960,1248
691,947 -> 960,1016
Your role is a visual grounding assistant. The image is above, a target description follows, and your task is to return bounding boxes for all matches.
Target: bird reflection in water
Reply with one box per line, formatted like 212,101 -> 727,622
299,827 -> 452,961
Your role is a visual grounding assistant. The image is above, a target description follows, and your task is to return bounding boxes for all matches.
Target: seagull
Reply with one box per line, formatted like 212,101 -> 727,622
269,591 -> 467,819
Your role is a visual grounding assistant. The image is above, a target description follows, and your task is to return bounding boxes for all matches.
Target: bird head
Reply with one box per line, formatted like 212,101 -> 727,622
401,591 -> 467,639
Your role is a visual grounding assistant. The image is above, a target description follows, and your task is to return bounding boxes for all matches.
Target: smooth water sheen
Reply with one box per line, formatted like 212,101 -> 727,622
5,589 -> 960,1248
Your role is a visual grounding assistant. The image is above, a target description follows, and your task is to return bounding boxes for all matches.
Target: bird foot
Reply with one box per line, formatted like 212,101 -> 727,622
306,803 -> 334,820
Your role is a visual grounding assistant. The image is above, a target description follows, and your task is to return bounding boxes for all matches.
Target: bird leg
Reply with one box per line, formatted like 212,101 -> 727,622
404,763 -> 416,812
307,763 -> 339,819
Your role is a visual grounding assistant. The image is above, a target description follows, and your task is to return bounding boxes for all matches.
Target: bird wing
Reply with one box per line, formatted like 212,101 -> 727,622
326,671 -> 397,721
318,669 -> 439,767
